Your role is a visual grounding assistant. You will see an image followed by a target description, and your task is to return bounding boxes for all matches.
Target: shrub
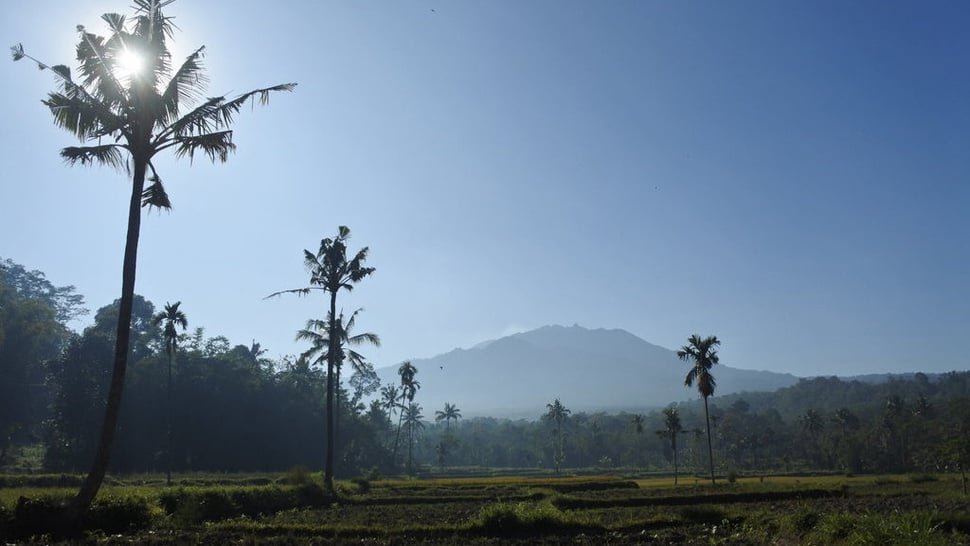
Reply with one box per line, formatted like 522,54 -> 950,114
283,465 -> 310,486
473,500 -> 597,536
679,506 -> 725,525
86,494 -> 155,533
909,473 -> 938,484
783,504 -> 820,535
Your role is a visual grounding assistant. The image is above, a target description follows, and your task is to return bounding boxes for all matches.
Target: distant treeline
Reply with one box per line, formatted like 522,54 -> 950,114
2,257 -> 969,477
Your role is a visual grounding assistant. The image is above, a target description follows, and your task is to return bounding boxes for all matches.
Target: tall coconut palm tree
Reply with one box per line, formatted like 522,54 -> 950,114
544,398 -> 570,474
268,226 -> 374,490
677,334 -> 720,485
392,361 -> 420,466
403,403 -> 425,476
434,403 -> 462,430
656,407 -> 685,485
12,1 -> 295,513
151,301 -> 186,486
296,308 -> 379,464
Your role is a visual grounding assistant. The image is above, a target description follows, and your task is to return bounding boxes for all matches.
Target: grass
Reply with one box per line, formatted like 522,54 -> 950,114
0,471 -> 967,544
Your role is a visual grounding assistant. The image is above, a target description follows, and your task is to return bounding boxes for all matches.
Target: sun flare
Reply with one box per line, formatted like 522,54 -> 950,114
114,48 -> 144,79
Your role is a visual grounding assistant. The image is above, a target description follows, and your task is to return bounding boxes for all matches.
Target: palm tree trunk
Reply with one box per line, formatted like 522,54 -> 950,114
166,347 -> 173,486
324,292 -> 337,491
703,396 -> 716,485
673,435 -> 679,486
408,420 -> 413,476
74,155 -> 147,516
392,404 -> 405,466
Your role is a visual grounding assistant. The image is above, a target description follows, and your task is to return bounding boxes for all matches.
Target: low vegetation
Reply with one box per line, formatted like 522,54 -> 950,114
1,473 -> 968,544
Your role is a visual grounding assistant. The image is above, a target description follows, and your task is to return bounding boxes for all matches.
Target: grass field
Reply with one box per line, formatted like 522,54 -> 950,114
1,472 -> 968,544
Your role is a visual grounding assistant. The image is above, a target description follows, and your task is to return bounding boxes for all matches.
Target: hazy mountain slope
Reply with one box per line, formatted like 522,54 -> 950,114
376,324 -> 798,418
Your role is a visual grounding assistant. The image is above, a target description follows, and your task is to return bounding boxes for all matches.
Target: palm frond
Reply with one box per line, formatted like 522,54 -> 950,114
60,144 -> 126,169
263,287 -> 323,299
141,175 -> 171,210
76,29 -> 127,107
10,43 -> 25,61
44,91 -> 127,140
101,13 -> 127,33
158,46 -> 207,125
170,130 -> 235,163
161,83 -> 296,139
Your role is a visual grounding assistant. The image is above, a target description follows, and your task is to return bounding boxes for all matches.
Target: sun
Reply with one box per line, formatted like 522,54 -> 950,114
113,48 -> 145,79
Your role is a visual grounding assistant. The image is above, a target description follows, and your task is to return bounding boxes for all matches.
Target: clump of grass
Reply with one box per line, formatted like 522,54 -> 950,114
282,465 -> 311,486
909,473 -> 938,484
678,506 -> 725,524
472,500 -> 599,536
811,511 -> 950,546
781,503 -> 820,536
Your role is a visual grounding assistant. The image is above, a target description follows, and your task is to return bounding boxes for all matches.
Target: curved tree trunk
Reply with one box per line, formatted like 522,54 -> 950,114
73,155 -> 147,516
704,396 -> 716,485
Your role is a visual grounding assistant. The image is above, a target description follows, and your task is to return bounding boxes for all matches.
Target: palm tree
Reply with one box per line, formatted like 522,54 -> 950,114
12,1 -> 295,513
403,403 -> 425,476
380,385 -> 401,423
392,361 -> 420,466
655,407 -> 685,485
296,308 -> 379,462
435,403 -> 462,430
544,398 -> 570,474
677,334 -> 721,485
150,301 -> 187,486
267,226 -> 374,490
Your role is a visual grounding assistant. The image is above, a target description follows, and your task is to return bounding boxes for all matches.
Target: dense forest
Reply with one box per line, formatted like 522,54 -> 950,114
2,256 -> 969,480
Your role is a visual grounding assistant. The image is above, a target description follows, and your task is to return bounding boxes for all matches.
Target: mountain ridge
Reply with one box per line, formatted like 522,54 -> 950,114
376,324 -> 799,418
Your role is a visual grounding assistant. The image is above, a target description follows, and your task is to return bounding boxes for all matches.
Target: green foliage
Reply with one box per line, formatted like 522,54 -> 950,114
678,505 -> 726,524
811,511 -> 950,546
283,465 -> 311,486
472,500 -> 598,535
782,503 -> 821,535
158,483 -> 331,525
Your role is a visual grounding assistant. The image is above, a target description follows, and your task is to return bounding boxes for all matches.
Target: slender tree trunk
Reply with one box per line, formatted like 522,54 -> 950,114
408,420 -> 414,476
324,292 -> 337,491
703,396 -> 716,485
166,346 -> 173,486
673,435 -> 679,486
73,154 -> 147,516
392,403 -> 405,466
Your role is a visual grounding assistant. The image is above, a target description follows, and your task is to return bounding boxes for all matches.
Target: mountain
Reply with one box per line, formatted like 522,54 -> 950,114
376,324 -> 798,418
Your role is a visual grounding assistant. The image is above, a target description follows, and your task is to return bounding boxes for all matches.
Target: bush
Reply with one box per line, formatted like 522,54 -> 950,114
86,495 -> 155,533
159,483 -> 332,525
909,473 -> 938,484
473,500 -> 598,536
283,465 -> 310,486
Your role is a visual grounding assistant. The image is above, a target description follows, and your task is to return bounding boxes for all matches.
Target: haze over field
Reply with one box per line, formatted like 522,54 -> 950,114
3,1 -> 968,378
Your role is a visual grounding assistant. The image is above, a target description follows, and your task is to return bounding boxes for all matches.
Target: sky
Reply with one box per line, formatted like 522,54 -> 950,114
2,1 -> 968,378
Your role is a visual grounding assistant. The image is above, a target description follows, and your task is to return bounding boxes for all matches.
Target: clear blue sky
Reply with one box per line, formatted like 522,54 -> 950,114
2,1 -> 968,377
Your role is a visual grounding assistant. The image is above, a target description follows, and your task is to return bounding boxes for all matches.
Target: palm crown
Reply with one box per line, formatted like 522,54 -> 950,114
12,1 -> 295,209
678,334 -> 720,399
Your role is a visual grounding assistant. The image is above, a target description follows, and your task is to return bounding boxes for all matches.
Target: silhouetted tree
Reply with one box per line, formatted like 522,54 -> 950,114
296,308 -> 379,463
544,398 -> 570,474
151,301 -> 186,486
12,0 -> 294,514
392,361 -> 420,466
435,403 -> 462,430
268,226 -> 374,490
403,403 -> 425,475
656,407 -> 685,485
678,334 -> 721,485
